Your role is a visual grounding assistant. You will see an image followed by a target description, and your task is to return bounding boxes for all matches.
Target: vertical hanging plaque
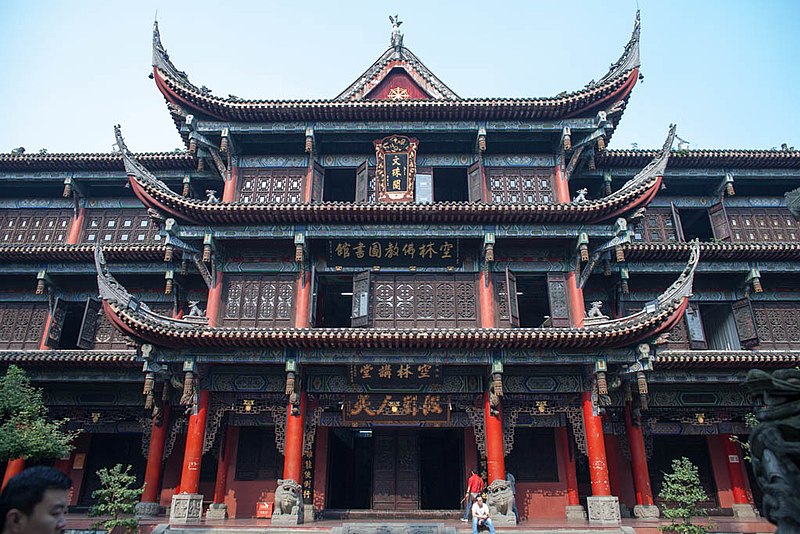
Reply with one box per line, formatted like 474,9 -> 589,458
374,135 -> 418,203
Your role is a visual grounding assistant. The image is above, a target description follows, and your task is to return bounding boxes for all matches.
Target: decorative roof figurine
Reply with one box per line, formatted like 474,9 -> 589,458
389,15 -> 403,50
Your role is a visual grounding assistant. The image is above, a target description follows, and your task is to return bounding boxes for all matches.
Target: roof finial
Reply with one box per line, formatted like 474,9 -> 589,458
389,15 -> 404,50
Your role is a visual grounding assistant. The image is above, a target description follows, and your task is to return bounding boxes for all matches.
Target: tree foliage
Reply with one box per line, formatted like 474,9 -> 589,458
0,365 -> 77,462
658,457 -> 710,534
89,464 -> 144,533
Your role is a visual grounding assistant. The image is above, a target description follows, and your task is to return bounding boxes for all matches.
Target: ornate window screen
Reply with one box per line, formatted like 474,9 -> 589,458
222,275 -> 296,328
238,168 -> 305,204
0,303 -> 48,350
486,168 -> 553,205
632,209 -> 679,243
371,274 -> 479,328
81,209 -> 161,244
752,302 -> 800,349
94,302 -> 173,350
727,208 -> 798,242
0,209 -> 72,245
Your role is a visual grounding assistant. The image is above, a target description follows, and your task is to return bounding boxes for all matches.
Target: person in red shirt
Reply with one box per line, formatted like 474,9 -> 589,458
461,468 -> 485,521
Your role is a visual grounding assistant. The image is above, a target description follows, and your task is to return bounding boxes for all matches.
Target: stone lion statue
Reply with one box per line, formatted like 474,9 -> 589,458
273,478 -> 303,516
586,301 -> 604,318
486,479 -> 515,518
747,368 -> 800,532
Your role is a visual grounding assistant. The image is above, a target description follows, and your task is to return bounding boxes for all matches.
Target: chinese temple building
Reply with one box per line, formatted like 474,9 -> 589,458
1,13 -> 799,526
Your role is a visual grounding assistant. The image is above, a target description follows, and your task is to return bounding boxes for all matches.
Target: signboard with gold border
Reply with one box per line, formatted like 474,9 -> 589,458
344,393 -> 450,424
374,135 -> 418,203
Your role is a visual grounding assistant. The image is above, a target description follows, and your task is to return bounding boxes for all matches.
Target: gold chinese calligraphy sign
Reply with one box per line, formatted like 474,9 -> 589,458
328,238 -> 460,267
344,393 -> 450,424
350,363 -> 442,386
374,135 -> 418,203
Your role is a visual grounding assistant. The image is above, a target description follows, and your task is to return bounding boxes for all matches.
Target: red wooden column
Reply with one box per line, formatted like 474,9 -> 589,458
581,391 -> 611,496
624,405 -> 654,506
484,391 -> 505,484
179,390 -> 210,494
557,426 -> 580,506
721,434 -> 749,504
205,273 -> 224,327
478,271 -> 496,328
213,425 -> 237,504
2,458 -> 25,489
295,270 -> 312,328
141,404 -> 171,505
565,271 -> 585,327
283,392 -> 307,483
553,164 -> 570,203
66,207 -> 86,245
222,165 -> 239,203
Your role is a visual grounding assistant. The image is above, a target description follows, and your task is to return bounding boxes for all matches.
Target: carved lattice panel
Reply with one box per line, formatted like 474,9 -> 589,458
238,169 -> 305,204
752,302 -> 800,349
486,168 -> 553,205
0,303 -> 48,350
0,209 -> 72,245
371,274 -> 479,328
632,209 -> 679,243
222,275 -> 296,328
81,209 -> 161,244
94,303 -> 172,350
728,208 -> 799,242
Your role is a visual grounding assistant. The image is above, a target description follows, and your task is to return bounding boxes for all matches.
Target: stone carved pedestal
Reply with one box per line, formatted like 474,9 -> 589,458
633,504 -> 660,520
205,503 -> 228,520
169,494 -> 204,523
732,503 -> 758,519
565,504 -> 587,521
586,496 -> 621,525
134,501 -> 162,517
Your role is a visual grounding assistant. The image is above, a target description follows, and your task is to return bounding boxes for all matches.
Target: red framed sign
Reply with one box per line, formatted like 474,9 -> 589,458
374,135 -> 418,203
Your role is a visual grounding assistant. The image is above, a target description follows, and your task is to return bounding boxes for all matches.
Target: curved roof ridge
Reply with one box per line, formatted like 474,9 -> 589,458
592,10 -> 641,87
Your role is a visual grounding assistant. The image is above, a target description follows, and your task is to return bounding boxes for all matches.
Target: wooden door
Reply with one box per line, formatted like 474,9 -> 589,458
372,429 -> 419,510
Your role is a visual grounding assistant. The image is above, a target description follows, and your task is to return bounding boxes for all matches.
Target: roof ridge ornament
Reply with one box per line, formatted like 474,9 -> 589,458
389,15 -> 404,52
590,9 -> 641,88
152,20 -> 194,88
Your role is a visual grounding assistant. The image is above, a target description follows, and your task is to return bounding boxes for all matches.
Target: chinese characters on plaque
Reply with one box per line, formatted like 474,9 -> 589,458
344,393 -> 449,423
375,135 -> 418,203
350,363 -> 442,385
328,238 -> 460,267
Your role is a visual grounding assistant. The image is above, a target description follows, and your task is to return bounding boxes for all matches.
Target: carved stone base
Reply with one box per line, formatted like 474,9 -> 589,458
632,504 -> 660,520
489,513 -> 516,526
134,501 -> 163,517
205,503 -> 228,520
169,493 -> 203,523
565,504 -> 587,521
732,503 -> 758,519
271,506 -> 303,526
587,496 -> 621,525
303,504 -> 315,523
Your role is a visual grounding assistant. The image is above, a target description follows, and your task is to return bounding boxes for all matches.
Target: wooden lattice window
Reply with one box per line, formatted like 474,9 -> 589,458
632,209 -> 679,243
727,208 -> 799,242
752,302 -> 800,350
238,169 -> 305,203
81,209 -> 161,244
0,303 -> 48,350
222,275 -> 296,328
486,168 -> 553,205
93,302 -> 173,350
0,209 -> 72,245
370,274 -> 479,328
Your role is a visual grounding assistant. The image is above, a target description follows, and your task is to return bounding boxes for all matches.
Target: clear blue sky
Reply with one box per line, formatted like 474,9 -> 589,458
1,0 -> 798,154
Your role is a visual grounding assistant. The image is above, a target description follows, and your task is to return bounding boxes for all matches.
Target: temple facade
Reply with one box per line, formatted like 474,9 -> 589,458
1,13 -> 798,525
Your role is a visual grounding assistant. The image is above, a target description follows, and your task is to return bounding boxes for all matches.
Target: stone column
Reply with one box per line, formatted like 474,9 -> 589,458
557,426 -> 586,521
624,405 -> 659,519
136,404 -> 171,516
170,390 -> 209,523
1,458 -> 25,489
582,391 -> 619,525
721,434 -> 757,518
